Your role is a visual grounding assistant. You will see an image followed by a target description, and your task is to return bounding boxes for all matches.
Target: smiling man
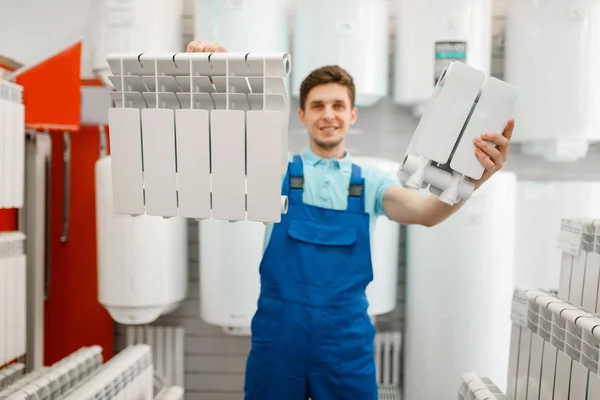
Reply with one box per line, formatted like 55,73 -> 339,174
187,40 -> 515,400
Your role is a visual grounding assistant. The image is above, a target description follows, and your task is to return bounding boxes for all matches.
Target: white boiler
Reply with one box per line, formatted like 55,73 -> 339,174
515,180 -> 600,291
504,0 -> 600,162
193,0 -> 289,53
87,0 -> 184,85
95,156 -> 188,325
292,0 -> 389,107
199,220 -> 265,336
353,156 -> 401,316
394,0 -> 493,113
404,171 -> 517,399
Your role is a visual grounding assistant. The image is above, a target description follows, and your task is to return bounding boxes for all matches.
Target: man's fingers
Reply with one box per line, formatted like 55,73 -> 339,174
186,40 -> 227,53
481,132 -> 509,148
474,138 -> 503,166
186,40 -> 203,52
502,119 -> 515,140
475,148 -> 495,171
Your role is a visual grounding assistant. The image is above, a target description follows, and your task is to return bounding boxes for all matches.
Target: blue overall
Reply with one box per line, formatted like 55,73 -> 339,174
244,156 -> 377,400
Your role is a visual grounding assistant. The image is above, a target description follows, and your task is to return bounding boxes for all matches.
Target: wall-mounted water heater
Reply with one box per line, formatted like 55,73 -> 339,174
394,0 -> 493,115
200,156 -> 401,334
193,0 -> 289,53
95,156 -> 188,325
292,0 -> 389,107
353,156 -> 401,316
88,0 -> 184,85
199,220 -> 265,336
504,0 -> 600,162
515,180 -> 600,292
404,171 -> 517,400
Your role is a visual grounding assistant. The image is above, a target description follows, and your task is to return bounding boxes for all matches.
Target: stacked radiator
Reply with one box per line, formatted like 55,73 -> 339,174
459,373 -> 509,400
0,346 -> 103,399
460,218 -> 600,399
0,344 -> 184,399
0,364 -> 24,391
0,232 -> 26,367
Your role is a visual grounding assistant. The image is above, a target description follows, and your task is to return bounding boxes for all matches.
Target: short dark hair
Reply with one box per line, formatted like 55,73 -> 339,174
299,65 -> 356,110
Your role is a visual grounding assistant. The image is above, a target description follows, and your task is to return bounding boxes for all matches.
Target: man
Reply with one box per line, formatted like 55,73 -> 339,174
187,40 -> 514,400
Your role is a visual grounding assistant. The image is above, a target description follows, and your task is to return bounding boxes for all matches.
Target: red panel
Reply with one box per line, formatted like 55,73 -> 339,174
15,42 -> 82,132
44,125 -> 113,365
0,209 -> 17,232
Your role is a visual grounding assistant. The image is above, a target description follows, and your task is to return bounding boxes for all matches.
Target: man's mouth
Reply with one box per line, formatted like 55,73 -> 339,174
320,126 -> 338,133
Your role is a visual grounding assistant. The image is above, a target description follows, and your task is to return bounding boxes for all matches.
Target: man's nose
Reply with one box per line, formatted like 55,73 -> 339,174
322,106 -> 335,120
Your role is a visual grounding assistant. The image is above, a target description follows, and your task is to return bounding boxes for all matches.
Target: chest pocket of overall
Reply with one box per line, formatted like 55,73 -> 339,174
287,219 -> 358,288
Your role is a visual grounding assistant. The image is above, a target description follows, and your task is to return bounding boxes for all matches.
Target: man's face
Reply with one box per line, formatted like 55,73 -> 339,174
298,83 -> 357,151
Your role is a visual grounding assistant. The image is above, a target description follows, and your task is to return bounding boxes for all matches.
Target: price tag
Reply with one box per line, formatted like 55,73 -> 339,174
510,288 -> 528,328
557,218 -> 583,256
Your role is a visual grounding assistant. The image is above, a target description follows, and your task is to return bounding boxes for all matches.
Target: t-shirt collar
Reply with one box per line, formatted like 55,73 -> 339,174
301,147 -> 352,172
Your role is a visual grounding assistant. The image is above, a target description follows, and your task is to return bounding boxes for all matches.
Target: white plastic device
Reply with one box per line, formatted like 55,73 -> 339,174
398,61 -> 519,205
106,51 -> 292,223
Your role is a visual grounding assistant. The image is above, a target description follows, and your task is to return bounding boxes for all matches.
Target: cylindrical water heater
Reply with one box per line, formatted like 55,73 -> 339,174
504,0 -> 600,162
353,156 -> 401,316
515,180 -> 600,291
292,0 -> 389,107
199,220 -> 265,335
404,171 -> 517,399
199,157 -> 401,334
95,156 -> 188,325
394,0 -> 493,110
194,0 -> 289,53
90,0 -> 184,85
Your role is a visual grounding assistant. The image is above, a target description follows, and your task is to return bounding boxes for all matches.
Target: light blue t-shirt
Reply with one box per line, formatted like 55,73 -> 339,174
263,148 -> 402,251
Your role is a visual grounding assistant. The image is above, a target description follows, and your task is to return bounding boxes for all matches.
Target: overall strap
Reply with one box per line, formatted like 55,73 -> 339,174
347,164 -> 366,213
285,155 -> 304,204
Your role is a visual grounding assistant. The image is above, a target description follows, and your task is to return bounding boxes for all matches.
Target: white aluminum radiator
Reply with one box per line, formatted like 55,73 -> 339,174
459,373 -> 508,400
0,346 -> 102,399
61,344 -> 153,400
0,363 -> 24,390
126,325 -> 185,388
0,231 -> 26,367
375,331 -> 402,400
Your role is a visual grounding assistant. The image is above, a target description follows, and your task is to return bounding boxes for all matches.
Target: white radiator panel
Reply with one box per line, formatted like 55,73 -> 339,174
0,231 -> 26,366
375,331 -> 402,400
0,80 -> 25,209
126,325 -> 185,388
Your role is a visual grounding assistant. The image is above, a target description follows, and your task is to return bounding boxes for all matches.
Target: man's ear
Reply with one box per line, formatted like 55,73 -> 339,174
297,108 -> 306,126
350,106 -> 358,125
